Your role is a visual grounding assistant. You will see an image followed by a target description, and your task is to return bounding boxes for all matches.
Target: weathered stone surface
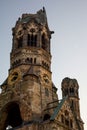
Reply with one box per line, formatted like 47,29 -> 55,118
0,8 -> 84,130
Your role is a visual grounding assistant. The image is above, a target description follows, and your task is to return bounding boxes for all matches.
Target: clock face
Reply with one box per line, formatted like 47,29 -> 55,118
8,68 -> 21,85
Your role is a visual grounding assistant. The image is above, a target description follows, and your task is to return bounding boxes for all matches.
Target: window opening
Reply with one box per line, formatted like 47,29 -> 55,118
42,34 -> 47,50
70,119 -> 73,128
27,34 -> 37,47
65,119 -> 69,126
64,88 -> 68,96
70,87 -> 74,94
5,103 -> 22,129
61,115 -> 64,123
65,110 -> 69,116
30,58 -> 32,63
71,100 -> 74,109
34,58 -> 36,64
18,37 -> 23,48
31,34 -> 33,46
28,34 -> 31,46
43,114 -> 50,121
34,35 -> 37,47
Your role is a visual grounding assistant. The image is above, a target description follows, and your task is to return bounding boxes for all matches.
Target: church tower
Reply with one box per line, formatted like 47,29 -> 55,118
0,8 -> 58,130
61,77 -> 84,130
0,8 -> 84,130
10,6 -> 54,111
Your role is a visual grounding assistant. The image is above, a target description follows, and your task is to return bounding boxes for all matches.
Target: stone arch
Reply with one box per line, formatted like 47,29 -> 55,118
0,101 -> 22,130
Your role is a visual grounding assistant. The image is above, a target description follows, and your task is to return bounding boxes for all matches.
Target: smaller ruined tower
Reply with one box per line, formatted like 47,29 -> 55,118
61,77 -> 84,130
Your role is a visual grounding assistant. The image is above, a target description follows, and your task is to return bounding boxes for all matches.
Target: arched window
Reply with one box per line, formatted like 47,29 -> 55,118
25,58 -> 33,64
70,87 -> 74,95
27,34 -> 37,47
18,37 -> 23,48
31,34 -> 33,46
64,88 -> 68,96
71,100 -> 75,109
42,34 -> 47,50
30,58 -> 32,63
70,119 -> 73,128
28,34 -> 31,46
61,115 -> 64,123
5,103 -> 22,129
34,35 -> 37,47
34,58 -> 36,64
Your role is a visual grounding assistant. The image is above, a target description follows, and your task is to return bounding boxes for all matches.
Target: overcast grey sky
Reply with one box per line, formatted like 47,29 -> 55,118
0,0 -> 87,129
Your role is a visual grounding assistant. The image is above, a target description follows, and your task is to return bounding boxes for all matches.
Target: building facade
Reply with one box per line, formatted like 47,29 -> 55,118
0,8 -> 84,130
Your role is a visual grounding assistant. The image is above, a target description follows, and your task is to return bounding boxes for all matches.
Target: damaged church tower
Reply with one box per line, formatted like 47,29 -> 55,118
0,8 -> 84,130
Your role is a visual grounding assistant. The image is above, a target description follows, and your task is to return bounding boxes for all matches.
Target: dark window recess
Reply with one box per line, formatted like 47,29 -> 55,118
70,119 -> 73,128
70,87 -> 74,94
26,58 -> 33,64
27,34 -> 37,47
12,59 -> 21,67
64,88 -> 68,96
61,115 -> 64,123
42,61 -> 49,70
65,119 -> 69,126
30,58 -> 32,63
71,100 -> 75,109
34,35 -> 37,46
18,37 -> 23,48
43,114 -> 50,121
65,110 -> 69,116
34,58 -> 36,64
31,34 -> 33,46
28,34 -> 31,46
42,34 -> 47,50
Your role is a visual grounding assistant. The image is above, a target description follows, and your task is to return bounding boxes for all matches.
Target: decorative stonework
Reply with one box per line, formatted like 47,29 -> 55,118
0,8 -> 84,130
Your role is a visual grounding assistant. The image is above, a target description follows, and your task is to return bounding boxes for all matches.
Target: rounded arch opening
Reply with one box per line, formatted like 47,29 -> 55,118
43,114 -> 50,121
5,102 -> 22,129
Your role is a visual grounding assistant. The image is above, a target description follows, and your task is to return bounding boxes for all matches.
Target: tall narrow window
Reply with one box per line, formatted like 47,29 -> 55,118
71,100 -> 74,109
30,58 -> 32,63
28,34 -> 31,46
18,37 -> 23,48
42,34 -> 47,50
27,34 -> 37,47
34,58 -> 36,64
31,34 -> 33,46
61,115 -> 64,123
70,119 -> 73,128
34,35 -> 37,47
70,87 -> 74,94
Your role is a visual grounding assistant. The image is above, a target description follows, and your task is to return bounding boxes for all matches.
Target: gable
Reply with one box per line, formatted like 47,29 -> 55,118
50,97 -> 78,130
